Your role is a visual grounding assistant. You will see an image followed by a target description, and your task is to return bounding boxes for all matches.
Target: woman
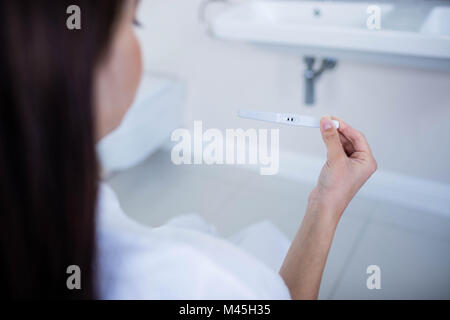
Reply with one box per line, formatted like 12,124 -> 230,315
0,0 -> 376,299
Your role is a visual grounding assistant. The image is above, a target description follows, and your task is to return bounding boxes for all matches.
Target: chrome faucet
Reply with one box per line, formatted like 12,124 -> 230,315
303,56 -> 337,106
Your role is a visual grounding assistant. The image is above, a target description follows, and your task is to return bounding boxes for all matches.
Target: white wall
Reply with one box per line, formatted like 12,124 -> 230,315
136,0 -> 450,184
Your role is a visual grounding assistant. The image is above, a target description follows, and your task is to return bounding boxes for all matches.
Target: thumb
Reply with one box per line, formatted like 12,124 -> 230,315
320,116 -> 345,161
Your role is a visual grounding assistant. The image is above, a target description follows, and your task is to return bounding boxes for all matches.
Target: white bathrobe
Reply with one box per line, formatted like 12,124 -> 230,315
96,183 -> 292,299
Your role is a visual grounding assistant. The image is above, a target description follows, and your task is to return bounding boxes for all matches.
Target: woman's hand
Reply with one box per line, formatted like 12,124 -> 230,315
280,116 -> 377,299
309,116 -> 377,223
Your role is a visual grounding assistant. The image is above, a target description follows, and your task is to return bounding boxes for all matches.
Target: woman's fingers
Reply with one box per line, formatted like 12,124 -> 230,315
332,116 -> 372,155
320,116 -> 345,162
339,132 -> 355,156
321,116 -> 377,175
332,116 -> 378,173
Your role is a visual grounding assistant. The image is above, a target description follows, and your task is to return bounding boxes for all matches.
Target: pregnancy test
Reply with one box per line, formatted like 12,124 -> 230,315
238,110 -> 339,129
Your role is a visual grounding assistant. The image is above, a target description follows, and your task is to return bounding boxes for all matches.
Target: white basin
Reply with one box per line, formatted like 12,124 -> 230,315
210,1 -> 450,66
237,1 -> 394,29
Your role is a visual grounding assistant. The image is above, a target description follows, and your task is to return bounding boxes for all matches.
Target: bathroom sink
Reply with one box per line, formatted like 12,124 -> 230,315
232,1 -> 393,29
210,1 -> 450,67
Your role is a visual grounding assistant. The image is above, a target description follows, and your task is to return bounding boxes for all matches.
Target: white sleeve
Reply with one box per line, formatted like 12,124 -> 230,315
101,246 -> 250,299
98,240 -> 291,300
96,183 -> 291,300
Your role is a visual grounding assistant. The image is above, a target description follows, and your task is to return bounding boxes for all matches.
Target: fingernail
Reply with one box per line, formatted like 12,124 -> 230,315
322,117 -> 333,131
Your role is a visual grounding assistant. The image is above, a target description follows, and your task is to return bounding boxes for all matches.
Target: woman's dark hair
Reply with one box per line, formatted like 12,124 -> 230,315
0,0 -> 124,299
